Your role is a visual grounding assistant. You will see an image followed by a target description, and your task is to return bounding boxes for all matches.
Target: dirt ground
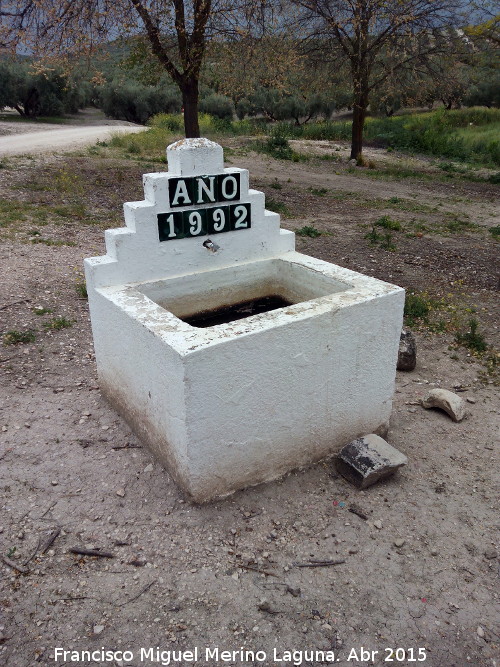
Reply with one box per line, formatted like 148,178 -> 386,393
0,121 -> 499,667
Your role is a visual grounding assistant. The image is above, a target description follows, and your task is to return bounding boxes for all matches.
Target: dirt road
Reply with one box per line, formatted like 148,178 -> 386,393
0,123 -> 146,155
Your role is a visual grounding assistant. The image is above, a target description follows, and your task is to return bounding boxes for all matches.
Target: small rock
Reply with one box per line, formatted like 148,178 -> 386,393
397,328 -> 417,371
430,549 -> 439,556
286,586 -> 301,597
144,464 -> 153,473
116,488 -> 125,498
348,548 -> 359,554
484,548 -> 497,560
335,434 -> 408,489
466,397 -> 476,404
476,626 -> 485,638
394,538 -> 405,548
93,625 -> 104,635
51,480 -> 58,486
421,389 -> 466,422
373,520 -> 383,530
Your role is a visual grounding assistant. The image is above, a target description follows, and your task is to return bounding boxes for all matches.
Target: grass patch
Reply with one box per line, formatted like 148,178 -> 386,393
296,225 -> 322,238
265,198 -> 290,216
270,108 -> 500,167
374,215 -> 402,231
489,226 -> 500,239
444,215 -> 476,234
365,215 -> 401,250
308,187 -> 329,196
365,227 -> 396,251
455,318 -> 487,353
270,180 -> 283,190
43,317 -> 74,331
75,281 -> 88,299
30,237 -> 77,247
0,198 -> 93,230
404,292 -> 434,326
33,307 -> 53,315
3,330 -> 36,345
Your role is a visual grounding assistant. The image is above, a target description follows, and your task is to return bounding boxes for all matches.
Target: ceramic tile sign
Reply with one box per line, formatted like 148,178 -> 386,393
158,173 -> 251,241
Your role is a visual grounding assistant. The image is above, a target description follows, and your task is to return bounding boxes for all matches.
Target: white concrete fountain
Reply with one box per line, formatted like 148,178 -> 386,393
84,138 -> 404,502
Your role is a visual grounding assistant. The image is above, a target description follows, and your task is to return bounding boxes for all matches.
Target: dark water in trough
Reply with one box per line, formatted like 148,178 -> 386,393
183,295 -> 292,328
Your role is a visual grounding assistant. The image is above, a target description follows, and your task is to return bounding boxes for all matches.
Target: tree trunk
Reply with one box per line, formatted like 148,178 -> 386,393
350,95 -> 368,161
181,78 -> 200,138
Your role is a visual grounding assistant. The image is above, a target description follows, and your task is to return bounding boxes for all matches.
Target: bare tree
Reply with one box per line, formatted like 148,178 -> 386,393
292,0 -> 466,159
0,0 -> 253,137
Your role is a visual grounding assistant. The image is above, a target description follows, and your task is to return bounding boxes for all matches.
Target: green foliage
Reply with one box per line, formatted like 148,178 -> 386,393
268,108 -> 500,167
489,226 -> 500,239
99,79 -> 181,124
199,93 -> 234,120
75,282 -> 88,299
3,330 -> 36,345
488,172 -> 500,184
404,293 -> 432,325
33,307 -> 53,315
365,220 -> 397,250
308,187 -> 328,196
296,225 -> 321,237
374,215 -> 401,231
0,60 -> 90,118
455,318 -> 487,353
265,199 -> 290,216
237,87 -> 335,125
43,317 -> 74,331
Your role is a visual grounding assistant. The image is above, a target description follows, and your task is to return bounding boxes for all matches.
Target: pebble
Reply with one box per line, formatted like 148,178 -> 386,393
116,488 -> 126,498
394,538 -> 405,548
373,520 -> 383,530
477,626 -> 485,638
484,548 -> 497,560
144,464 -> 153,473
348,548 -> 358,554
430,549 -> 439,556
51,480 -> 58,486
466,397 -> 476,404
93,625 -> 104,635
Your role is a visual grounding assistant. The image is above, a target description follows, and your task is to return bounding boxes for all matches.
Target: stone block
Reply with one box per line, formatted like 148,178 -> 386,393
336,434 -> 408,489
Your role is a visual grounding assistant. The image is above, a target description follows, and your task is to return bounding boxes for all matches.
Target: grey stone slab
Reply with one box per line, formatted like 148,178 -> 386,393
335,434 -> 408,489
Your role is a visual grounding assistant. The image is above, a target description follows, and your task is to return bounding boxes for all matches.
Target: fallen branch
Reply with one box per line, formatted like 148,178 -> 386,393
112,444 -> 143,450
115,581 -> 155,606
69,547 -> 114,558
41,528 -> 61,554
349,504 -> 368,521
238,563 -> 279,577
0,299 -> 28,311
1,554 -> 29,574
293,559 -> 346,568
